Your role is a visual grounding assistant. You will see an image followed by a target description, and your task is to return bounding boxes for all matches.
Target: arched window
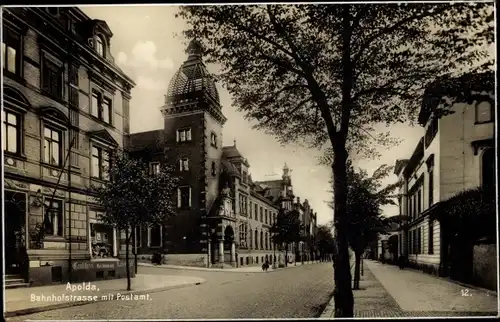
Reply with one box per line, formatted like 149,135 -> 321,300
482,148 -> 495,194
95,35 -> 105,57
475,100 -> 494,123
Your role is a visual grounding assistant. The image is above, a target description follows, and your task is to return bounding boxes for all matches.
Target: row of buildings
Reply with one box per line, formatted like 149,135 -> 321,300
376,71 -> 496,290
3,7 -> 319,287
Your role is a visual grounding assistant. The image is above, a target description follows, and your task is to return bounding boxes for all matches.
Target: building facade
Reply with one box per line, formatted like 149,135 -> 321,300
394,71 -> 495,276
129,41 -> 317,267
3,7 -> 135,286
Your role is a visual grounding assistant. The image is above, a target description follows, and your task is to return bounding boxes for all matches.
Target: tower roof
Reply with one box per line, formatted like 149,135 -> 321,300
165,39 -> 220,107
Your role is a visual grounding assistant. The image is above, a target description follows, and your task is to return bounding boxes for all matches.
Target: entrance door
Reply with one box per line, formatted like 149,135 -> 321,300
4,191 -> 27,275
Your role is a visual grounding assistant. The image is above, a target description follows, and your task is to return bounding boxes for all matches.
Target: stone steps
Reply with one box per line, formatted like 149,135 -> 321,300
5,274 -> 30,289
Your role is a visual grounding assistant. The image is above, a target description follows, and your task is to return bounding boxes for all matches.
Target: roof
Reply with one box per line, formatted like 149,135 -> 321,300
418,71 -> 495,125
165,40 -> 220,107
222,145 -> 243,159
255,180 -> 283,189
127,130 -> 164,152
394,159 -> 409,176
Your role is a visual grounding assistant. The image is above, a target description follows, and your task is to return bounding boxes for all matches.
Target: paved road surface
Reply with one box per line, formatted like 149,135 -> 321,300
6,262 -> 334,320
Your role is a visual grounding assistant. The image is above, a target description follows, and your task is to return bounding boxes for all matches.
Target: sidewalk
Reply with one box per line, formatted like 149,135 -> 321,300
5,274 -> 205,317
139,260 -> 322,273
320,260 -> 498,318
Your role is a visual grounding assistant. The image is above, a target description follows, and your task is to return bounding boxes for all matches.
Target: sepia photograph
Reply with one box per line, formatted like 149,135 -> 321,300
1,2 -> 497,320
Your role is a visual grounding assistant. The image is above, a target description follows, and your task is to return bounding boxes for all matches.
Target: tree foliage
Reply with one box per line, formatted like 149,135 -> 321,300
177,3 -> 493,159
270,208 -> 304,246
437,187 -> 496,242
315,224 -> 336,256
90,150 -> 179,289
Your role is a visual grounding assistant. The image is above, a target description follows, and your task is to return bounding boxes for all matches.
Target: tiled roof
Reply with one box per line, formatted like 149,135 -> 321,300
222,145 -> 243,159
128,130 -> 164,152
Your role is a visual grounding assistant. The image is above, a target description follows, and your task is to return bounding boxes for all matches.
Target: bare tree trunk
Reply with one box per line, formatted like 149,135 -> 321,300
332,146 -> 354,317
125,228 -> 131,291
353,251 -> 361,290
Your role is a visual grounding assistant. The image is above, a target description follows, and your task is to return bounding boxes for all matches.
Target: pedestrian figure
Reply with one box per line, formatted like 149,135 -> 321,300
398,255 -> 406,270
262,259 -> 270,272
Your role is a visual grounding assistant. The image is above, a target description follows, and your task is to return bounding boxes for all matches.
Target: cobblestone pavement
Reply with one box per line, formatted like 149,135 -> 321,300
6,262 -> 335,321
365,260 -> 498,313
321,260 -> 498,319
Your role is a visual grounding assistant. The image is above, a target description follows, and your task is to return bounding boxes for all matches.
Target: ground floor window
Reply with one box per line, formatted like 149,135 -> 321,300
149,225 -> 162,247
90,221 -> 116,258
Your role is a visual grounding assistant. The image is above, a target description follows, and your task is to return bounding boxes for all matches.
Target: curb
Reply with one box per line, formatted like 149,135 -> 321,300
5,280 -> 205,318
139,261 -> 322,273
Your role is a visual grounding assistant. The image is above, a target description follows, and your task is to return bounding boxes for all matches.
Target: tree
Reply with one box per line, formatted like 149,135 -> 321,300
90,150 -> 178,291
176,4 -> 493,316
315,224 -> 335,261
270,209 -> 303,267
343,162 -> 402,289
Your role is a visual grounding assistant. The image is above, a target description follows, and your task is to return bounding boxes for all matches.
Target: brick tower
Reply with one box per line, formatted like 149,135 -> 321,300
160,40 -> 227,262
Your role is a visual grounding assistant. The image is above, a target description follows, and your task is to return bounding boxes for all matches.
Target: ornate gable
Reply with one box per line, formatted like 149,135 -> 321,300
93,19 -> 113,38
88,129 -> 119,148
39,106 -> 69,125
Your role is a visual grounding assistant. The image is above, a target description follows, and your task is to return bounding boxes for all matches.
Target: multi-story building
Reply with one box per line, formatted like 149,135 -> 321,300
394,71 -> 495,276
3,7 -> 135,286
129,40 -> 318,267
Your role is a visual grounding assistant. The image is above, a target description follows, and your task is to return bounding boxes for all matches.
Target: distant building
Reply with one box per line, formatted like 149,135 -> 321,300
3,7 -> 135,287
394,71 -> 495,276
128,41 -> 318,267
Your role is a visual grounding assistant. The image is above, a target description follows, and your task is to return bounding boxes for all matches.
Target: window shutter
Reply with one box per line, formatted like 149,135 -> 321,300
177,188 -> 181,208
188,187 -> 192,207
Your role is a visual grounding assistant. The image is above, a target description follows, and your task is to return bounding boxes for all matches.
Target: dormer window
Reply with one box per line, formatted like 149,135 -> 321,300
95,35 -> 105,57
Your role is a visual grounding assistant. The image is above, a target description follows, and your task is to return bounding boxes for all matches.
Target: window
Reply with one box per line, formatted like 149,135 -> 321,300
102,98 -> 112,124
254,204 -> 258,220
428,170 -> 434,206
44,199 -> 63,237
211,161 -> 216,176
249,229 -> 253,249
428,220 -> 434,255
2,30 -> 20,75
242,171 -> 247,184
265,209 -> 268,224
3,110 -> 20,154
150,162 -> 160,175
44,126 -> 62,166
408,198 -> 413,220
91,91 -> 112,124
95,35 -> 105,57
254,230 -> 258,249
482,148 -> 495,195
417,189 -> 422,215
260,231 -> 263,250
90,221 -> 115,258
210,132 -> 217,147
177,186 -> 191,208
417,227 -> 422,254
150,225 -> 162,247
239,223 -> 247,248
92,146 -> 110,180
179,158 -> 189,171
424,117 -> 438,149
265,232 -> 268,250
42,58 -> 63,98
177,128 -> 192,142
260,206 -> 263,222
475,100 -> 493,123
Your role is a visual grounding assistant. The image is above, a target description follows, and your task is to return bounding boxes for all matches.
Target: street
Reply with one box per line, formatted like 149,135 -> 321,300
6,262 -> 334,320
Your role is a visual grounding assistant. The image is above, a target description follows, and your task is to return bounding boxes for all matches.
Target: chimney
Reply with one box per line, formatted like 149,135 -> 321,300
297,197 -> 301,205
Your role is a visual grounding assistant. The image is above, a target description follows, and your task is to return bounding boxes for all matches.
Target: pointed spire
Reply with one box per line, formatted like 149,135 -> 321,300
186,39 -> 202,61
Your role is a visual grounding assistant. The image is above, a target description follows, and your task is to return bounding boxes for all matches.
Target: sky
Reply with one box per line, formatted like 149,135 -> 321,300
78,5 -> 485,226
